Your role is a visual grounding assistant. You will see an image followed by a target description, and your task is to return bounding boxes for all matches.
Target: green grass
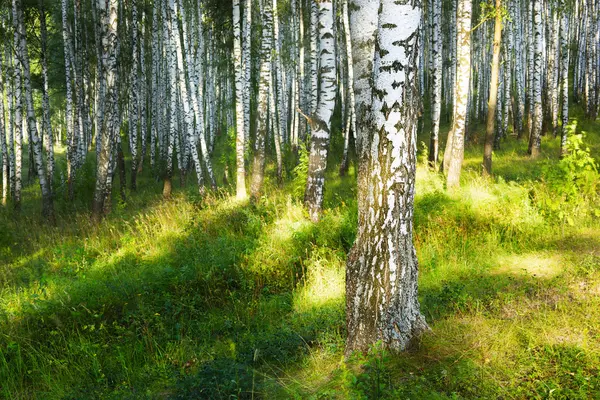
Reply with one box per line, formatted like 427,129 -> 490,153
0,107 -> 599,399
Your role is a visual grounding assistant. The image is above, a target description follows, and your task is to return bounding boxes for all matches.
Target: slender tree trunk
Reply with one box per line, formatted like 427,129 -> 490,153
560,3 -> 570,158
163,1 -> 176,197
6,46 -> 15,201
129,2 -> 140,190
13,0 -> 54,221
62,0 -> 77,200
309,0 -> 318,115
346,0 -> 427,355
429,0 -> 442,168
304,0 -> 336,222
443,0 -> 472,189
529,0 -> 543,158
339,0 -> 356,176
483,0 -> 503,177
250,0 -> 272,199
0,52 -> 7,206
550,7 -> 560,136
243,0 -> 251,144
93,0 -> 119,219
39,0 -> 54,195
12,10 -> 23,211
139,13 -> 147,173
233,0 -> 247,199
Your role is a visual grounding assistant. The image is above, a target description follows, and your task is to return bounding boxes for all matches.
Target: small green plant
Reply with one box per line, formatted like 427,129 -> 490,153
292,144 -> 309,200
536,129 -> 599,224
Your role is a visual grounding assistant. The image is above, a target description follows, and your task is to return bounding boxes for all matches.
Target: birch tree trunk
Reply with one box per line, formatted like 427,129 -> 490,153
309,0 -> 318,115
139,13 -> 147,173
5,46 -> 15,201
12,8 -> 23,210
163,1 -> 177,197
346,0 -> 428,355
304,0 -> 336,222
93,0 -> 119,219
243,0 -> 251,145
429,0 -> 442,168
0,52 -> 7,206
129,2 -> 140,190
529,0 -> 543,158
550,7 -> 560,136
250,0 -> 272,199
339,0 -> 357,176
483,0 -> 502,177
13,0 -> 55,221
443,0 -> 472,189
62,0 -> 77,200
585,0 -> 597,120
560,3 -> 570,157
233,0 -> 247,199
272,0 -> 286,147
175,0 -> 215,192
39,0 -> 54,194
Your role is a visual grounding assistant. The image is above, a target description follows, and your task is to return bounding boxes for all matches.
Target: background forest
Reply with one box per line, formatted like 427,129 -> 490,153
0,0 -> 599,398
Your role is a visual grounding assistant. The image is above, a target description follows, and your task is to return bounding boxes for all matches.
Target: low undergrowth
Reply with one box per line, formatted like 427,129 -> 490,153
0,111 -> 598,399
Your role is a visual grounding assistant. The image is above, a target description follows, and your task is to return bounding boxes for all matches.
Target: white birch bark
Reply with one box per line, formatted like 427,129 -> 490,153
550,6 -> 560,136
129,1 -> 140,189
233,0 -> 247,199
272,0 -> 286,144
93,0 -> 119,218
178,0 -> 216,191
62,0 -> 77,199
242,0 -> 251,145
309,0 -> 318,115
444,0 -> 472,188
429,0 -> 442,167
0,51 -> 7,206
483,0 -> 503,177
560,3 -> 570,157
346,0 -> 427,354
13,0 -> 54,220
12,12 -> 23,210
304,0 -> 336,222
39,0 -> 54,194
340,0 -> 357,175
5,45 -> 15,200
529,0 -> 543,158
250,0 -> 272,199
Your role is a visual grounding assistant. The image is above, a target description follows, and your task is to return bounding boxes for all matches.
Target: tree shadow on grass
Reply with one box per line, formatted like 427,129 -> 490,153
0,192 -> 352,399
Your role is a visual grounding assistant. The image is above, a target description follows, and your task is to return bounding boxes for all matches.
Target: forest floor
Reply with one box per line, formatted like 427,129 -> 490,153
0,107 -> 599,399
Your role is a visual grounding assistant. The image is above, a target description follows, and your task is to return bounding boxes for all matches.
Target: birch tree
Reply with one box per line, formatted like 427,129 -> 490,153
429,0 -> 442,168
233,0 -> 247,199
339,0 -> 356,176
529,0 -> 543,158
12,0 -> 55,220
250,0 -> 272,199
346,0 -> 428,354
93,0 -> 119,219
129,2 -> 140,190
0,51 -> 7,206
12,4 -> 23,210
559,1 -> 570,157
483,0 -> 503,176
39,0 -> 54,193
303,0 -> 336,222
443,0 -> 472,189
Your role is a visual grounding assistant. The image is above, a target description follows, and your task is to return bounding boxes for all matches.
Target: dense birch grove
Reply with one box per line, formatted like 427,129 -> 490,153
0,0 -> 598,353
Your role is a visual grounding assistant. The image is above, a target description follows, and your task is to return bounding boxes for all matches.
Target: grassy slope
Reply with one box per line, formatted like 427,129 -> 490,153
0,107 -> 598,399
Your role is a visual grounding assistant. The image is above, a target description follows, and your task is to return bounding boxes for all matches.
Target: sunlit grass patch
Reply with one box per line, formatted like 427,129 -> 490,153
495,251 -> 564,279
293,247 -> 345,314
